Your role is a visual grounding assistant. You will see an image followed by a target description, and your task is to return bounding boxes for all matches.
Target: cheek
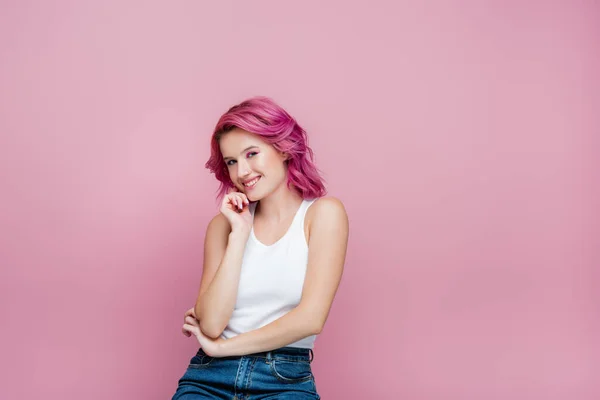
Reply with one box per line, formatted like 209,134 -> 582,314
227,167 -> 235,179
227,167 -> 241,187
249,153 -> 286,179
265,162 -> 287,182
247,157 -> 265,174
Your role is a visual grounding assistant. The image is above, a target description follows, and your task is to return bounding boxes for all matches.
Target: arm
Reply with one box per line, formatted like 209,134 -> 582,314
194,213 -> 249,339
214,197 -> 349,356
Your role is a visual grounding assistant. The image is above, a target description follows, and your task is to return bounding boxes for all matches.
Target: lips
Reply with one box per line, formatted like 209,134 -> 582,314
242,176 -> 261,189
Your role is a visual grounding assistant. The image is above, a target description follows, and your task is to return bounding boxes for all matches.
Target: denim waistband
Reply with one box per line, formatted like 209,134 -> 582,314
197,346 -> 314,362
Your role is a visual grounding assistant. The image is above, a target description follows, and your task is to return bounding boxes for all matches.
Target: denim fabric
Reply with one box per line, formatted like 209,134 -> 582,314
172,347 -> 320,399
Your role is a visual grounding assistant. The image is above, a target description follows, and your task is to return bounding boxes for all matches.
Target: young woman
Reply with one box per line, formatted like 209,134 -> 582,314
172,96 -> 349,399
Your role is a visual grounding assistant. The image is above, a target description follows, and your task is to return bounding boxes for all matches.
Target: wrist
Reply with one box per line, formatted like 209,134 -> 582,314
214,337 -> 228,357
229,229 -> 250,242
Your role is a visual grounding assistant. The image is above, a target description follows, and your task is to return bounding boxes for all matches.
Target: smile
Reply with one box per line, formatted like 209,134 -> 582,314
243,176 -> 261,189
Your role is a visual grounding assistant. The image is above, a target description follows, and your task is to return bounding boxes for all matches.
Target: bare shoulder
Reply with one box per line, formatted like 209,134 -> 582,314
306,196 -> 349,234
206,212 -> 231,239
311,196 -> 347,215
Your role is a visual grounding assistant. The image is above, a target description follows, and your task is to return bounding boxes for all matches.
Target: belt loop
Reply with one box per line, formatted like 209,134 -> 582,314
266,350 -> 273,361
309,349 -> 314,363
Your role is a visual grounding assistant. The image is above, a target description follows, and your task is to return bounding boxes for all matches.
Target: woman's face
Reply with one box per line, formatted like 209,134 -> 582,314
219,128 -> 288,201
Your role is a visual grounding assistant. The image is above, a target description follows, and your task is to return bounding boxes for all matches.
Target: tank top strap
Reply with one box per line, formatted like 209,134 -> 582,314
290,198 -> 317,232
250,199 -> 317,218
250,198 -> 317,239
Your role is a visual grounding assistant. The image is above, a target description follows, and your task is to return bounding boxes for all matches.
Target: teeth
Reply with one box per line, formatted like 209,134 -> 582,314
244,177 -> 260,187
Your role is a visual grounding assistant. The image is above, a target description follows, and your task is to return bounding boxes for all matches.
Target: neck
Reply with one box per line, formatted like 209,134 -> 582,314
255,184 -> 304,222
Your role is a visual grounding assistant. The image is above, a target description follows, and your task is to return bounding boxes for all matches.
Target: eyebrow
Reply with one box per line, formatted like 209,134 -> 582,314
222,146 -> 259,161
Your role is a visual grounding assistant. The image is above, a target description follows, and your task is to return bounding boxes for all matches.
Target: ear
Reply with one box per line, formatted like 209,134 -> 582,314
279,152 -> 290,161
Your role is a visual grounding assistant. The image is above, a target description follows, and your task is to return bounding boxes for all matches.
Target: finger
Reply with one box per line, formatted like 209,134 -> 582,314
184,307 -> 195,318
237,193 -> 249,207
229,195 -> 239,210
238,193 -> 249,204
223,193 -> 235,206
182,327 -> 191,336
185,316 -> 199,326
237,195 -> 244,210
182,323 -> 200,336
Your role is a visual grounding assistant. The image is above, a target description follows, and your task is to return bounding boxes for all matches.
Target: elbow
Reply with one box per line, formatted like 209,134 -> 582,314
298,304 -> 326,335
199,319 -> 225,340
304,311 -> 325,335
310,321 -> 324,336
201,325 -> 223,340
194,303 -> 225,339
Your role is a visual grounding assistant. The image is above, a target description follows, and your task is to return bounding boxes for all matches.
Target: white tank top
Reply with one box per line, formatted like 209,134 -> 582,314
220,198 -> 318,349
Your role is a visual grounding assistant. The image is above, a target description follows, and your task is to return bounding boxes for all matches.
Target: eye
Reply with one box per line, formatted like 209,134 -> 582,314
226,159 -> 236,166
246,151 -> 258,158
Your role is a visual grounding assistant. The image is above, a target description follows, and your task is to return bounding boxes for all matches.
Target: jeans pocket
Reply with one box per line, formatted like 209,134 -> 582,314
269,359 -> 314,383
187,354 -> 214,369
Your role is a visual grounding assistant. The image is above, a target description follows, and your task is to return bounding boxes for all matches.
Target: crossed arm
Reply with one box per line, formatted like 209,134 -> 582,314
182,197 -> 349,357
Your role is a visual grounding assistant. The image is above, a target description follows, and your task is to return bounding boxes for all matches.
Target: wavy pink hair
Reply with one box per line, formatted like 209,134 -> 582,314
205,96 -> 327,200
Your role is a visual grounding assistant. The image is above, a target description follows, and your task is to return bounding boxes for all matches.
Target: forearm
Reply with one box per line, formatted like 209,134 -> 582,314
217,305 -> 321,357
195,231 -> 247,338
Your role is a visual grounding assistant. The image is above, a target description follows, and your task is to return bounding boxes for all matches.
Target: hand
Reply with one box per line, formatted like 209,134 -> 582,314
220,190 -> 253,235
181,307 -> 197,337
182,314 -> 224,357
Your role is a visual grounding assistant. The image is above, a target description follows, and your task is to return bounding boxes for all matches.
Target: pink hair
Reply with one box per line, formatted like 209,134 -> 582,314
205,96 -> 327,200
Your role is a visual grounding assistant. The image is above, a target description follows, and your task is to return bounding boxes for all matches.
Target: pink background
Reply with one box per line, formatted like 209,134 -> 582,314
1,1 -> 598,399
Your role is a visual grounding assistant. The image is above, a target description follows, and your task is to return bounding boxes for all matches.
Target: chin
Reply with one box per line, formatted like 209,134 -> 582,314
246,188 -> 270,202
246,193 -> 261,202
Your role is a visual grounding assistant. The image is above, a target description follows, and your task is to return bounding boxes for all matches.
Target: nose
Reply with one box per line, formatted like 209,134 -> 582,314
237,159 -> 251,177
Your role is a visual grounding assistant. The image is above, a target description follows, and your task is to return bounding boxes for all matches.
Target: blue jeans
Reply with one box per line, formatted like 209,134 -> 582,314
172,347 -> 320,399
